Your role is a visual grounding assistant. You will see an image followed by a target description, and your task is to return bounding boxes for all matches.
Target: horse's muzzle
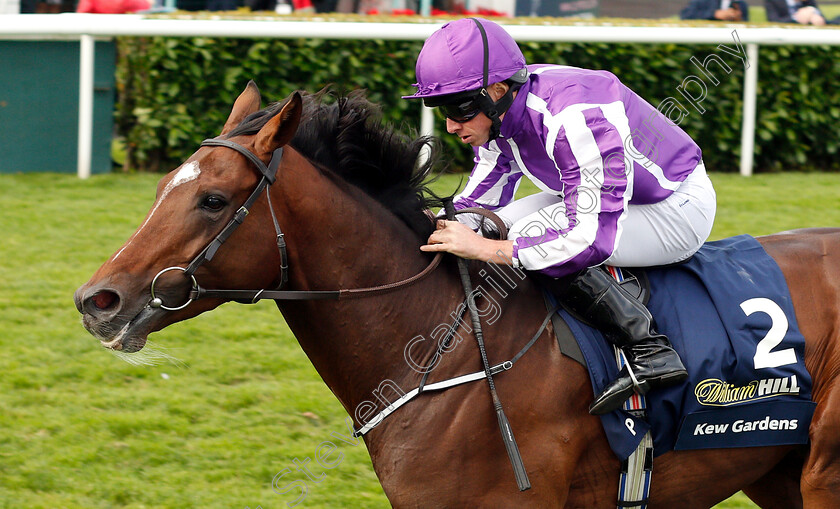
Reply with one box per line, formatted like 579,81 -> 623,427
74,283 -> 152,351
74,285 -> 122,322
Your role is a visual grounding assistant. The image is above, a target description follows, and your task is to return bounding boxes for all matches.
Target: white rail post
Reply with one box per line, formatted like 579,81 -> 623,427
418,104 -> 435,166
420,104 -> 434,138
77,34 -> 95,179
740,43 -> 759,177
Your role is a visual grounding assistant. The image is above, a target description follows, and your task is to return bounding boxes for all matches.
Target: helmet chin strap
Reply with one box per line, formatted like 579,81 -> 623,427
470,18 -> 516,142
475,85 -> 516,141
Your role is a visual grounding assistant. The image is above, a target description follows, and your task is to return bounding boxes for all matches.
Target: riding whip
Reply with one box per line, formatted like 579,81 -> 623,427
444,200 -> 531,491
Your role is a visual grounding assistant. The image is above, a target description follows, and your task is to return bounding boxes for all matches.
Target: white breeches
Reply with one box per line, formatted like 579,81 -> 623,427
491,162 -> 717,268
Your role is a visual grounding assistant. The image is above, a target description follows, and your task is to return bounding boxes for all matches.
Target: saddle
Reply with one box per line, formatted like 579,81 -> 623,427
546,236 -> 815,463
457,209 -> 814,461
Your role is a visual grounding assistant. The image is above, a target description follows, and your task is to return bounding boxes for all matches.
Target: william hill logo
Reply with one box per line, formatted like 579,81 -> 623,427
695,375 -> 800,406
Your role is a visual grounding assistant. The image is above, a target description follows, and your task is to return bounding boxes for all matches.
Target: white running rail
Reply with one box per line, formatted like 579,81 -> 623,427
3,13 -> 839,177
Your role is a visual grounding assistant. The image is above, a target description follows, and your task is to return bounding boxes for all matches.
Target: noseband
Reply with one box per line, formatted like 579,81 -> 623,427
148,138 -> 444,311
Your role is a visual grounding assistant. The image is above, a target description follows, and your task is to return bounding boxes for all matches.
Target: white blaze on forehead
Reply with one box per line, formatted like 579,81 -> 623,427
112,161 -> 202,261
169,160 -> 202,188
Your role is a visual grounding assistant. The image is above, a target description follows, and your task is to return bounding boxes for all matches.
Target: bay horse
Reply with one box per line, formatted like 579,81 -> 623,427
75,83 -> 840,508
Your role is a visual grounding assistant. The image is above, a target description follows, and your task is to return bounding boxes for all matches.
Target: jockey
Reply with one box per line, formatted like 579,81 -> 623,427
405,18 -> 717,415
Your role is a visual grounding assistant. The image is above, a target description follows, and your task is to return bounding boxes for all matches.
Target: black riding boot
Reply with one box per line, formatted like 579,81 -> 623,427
561,267 -> 688,415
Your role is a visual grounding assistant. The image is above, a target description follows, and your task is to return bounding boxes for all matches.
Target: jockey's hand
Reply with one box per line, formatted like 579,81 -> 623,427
421,220 -> 514,264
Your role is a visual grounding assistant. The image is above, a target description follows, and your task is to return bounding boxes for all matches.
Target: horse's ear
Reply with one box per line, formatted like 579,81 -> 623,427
220,81 -> 262,136
255,91 -> 303,155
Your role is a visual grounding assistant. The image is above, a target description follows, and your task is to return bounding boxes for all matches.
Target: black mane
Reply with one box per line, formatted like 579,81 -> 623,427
226,89 -> 448,239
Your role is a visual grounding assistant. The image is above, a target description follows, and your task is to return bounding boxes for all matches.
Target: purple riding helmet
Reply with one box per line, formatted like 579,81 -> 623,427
403,18 -> 529,141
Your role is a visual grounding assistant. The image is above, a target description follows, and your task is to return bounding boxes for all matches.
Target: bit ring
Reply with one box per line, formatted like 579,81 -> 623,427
149,266 -> 198,311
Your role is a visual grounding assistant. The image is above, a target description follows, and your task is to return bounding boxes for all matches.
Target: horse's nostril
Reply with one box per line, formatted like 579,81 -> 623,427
91,290 -> 119,311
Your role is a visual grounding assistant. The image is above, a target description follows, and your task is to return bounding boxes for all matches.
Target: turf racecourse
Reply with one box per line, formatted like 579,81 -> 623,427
3,171 -> 840,508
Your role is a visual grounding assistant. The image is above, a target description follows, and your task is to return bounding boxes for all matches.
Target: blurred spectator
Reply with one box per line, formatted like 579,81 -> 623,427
291,0 -> 313,10
311,0 -> 335,10
245,0 -> 275,9
35,0 -> 73,11
764,0 -> 826,24
680,0 -> 749,21
76,0 -> 150,11
311,0 -> 333,10
206,0 -> 235,9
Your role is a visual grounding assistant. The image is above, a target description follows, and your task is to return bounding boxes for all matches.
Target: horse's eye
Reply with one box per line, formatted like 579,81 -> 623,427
201,195 -> 227,212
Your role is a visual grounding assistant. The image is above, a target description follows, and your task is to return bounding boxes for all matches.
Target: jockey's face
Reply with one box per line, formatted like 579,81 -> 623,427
444,82 -> 510,147
445,112 -> 494,147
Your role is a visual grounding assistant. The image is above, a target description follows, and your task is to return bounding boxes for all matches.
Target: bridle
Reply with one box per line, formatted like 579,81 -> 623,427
148,137 -> 445,311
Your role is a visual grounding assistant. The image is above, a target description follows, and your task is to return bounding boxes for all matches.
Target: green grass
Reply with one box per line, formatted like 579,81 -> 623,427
3,171 -> 840,508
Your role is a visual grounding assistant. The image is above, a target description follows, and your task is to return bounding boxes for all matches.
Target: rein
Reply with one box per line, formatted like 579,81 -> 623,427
444,199 -> 530,492
148,138 -> 442,310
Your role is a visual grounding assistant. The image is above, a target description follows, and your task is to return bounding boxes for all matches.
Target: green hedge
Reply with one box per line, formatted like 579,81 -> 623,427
116,22 -> 840,173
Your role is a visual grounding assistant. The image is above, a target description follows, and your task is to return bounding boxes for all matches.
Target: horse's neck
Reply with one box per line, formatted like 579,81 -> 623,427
274,152 -> 464,415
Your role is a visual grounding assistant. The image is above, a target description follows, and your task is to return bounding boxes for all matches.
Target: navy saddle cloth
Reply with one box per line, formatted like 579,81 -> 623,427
557,235 -> 816,460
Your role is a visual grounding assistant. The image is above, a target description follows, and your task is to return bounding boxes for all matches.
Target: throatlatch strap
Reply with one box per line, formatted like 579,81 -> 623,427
607,266 -> 653,509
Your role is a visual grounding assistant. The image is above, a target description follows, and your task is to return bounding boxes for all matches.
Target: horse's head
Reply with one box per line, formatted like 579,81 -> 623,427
74,82 -> 302,353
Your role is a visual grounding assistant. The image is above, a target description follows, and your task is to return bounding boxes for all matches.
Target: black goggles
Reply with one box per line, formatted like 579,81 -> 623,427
438,96 -> 482,123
